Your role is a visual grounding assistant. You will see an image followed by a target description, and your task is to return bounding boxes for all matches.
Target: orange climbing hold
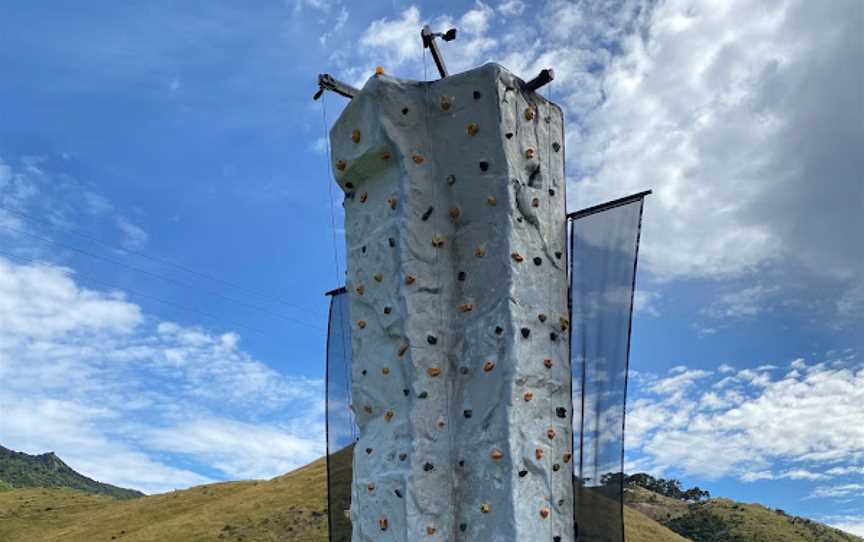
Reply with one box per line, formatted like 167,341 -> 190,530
559,317 -> 570,331
351,129 -> 361,143
544,358 -> 553,369
374,273 -> 383,282
367,482 -> 375,492
427,526 -> 437,535
531,197 -> 540,208
487,195 -> 497,206
412,154 -> 425,164
357,320 -> 367,329
375,66 -> 385,75
536,448 -> 545,460
378,517 -> 388,531
512,252 -> 524,263
335,159 -> 347,171
388,197 -> 398,210
480,503 -> 491,514
547,428 -> 556,439
483,361 -> 495,372
563,453 -> 572,463
467,122 -> 479,136
539,508 -> 550,519
448,207 -> 460,219
398,344 -> 409,357
490,448 -> 504,460
380,151 -> 391,161
382,367 -> 390,375
405,275 -> 416,285
525,148 -> 535,159
459,303 -> 473,313
475,246 -> 486,258
523,391 -> 533,402
440,96 -> 452,111
355,285 -> 365,295
524,107 -> 535,121
384,410 -> 394,422
427,367 -> 441,377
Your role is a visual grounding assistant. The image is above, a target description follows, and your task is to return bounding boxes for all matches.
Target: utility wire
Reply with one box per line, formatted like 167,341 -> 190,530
0,223 -> 322,330
0,203 -> 323,316
0,249 -> 274,338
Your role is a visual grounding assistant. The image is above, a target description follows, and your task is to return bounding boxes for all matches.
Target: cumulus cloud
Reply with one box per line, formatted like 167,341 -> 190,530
0,256 -> 324,494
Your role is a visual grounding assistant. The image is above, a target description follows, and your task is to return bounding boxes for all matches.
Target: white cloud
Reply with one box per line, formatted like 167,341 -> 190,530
319,5 -> 349,46
115,217 -> 149,250
0,257 -> 324,494
497,0 -> 525,17
702,285 -> 780,319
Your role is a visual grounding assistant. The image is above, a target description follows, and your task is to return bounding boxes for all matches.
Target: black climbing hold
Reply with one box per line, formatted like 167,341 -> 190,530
366,448 -> 373,454
554,537 -> 562,542
463,409 -> 473,419
388,237 -> 396,247
495,326 -> 503,335
459,366 -> 470,375
418,391 -> 429,399
427,335 -> 438,345
361,245 -> 366,254
553,463 -> 560,472
362,370 -> 367,376
556,407 -> 567,418
399,453 -> 408,461
394,489 -> 402,498
521,328 -> 530,338
446,174 -> 456,185
516,217 -> 523,223
403,389 -> 409,396
424,462 -> 435,472
479,161 -> 489,172
473,90 -> 482,99
402,107 -> 409,115
518,470 -> 528,478
558,499 -> 565,507
422,206 -> 434,221
458,460 -> 465,467
533,257 -> 542,266
550,332 -> 559,341
549,188 -> 555,197
457,271 -> 466,281
505,132 -> 513,139
346,191 -> 355,200
384,306 -> 392,314
555,251 -> 562,259
345,182 -> 354,189
553,142 -> 561,152
460,523 -> 468,532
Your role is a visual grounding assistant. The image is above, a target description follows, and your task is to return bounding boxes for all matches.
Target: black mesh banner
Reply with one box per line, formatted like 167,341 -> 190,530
570,193 -> 647,542
325,287 -> 355,542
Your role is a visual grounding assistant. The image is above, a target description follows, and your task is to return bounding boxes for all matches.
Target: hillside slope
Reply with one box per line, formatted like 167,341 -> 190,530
0,446 -> 143,500
0,456 -> 687,542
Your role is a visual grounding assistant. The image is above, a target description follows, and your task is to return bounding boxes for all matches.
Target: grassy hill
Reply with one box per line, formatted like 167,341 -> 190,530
0,446 -> 143,500
0,454 -> 687,542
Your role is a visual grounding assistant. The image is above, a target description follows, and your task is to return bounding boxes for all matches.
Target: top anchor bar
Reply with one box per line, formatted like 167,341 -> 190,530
421,25 -> 457,79
313,73 -> 359,101
524,69 -> 555,92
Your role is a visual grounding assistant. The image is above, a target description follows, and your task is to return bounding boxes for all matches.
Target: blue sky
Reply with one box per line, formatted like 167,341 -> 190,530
0,0 -> 862,535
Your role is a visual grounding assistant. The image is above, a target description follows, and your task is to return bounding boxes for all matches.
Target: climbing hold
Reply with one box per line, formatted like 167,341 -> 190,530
359,192 -> 368,203
479,161 -> 489,171
448,207 -> 460,219
395,489 -> 403,498
336,159 -> 347,171
483,361 -> 495,372
547,428 -> 556,439
374,273 -> 383,282
525,148 -> 535,159
345,182 -> 354,189
384,306 -> 392,314
550,332 -> 559,341
364,405 -> 373,414
475,246 -> 486,258
389,237 -> 396,247
553,463 -> 560,472
518,470 -> 528,477
459,303 -> 473,313
505,132 -> 514,139
427,526 -> 437,535
524,107 -> 535,121
437,418 -> 446,428
495,326 -> 503,335
480,504 -> 491,514
375,66 -> 385,75
463,409 -> 473,419
544,358 -> 553,369
432,234 -> 446,247
521,327 -> 531,338
553,142 -> 561,152
351,129 -> 361,143
460,523 -> 468,532
398,344 -> 409,357
563,453 -> 572,463
361,245 -> 367,254
440,96 -> 452,110
538,312 -> 547,322
403,389 -> 409,396
523,391 -> 533,402
533,257 -> 542,266
559,317 -> 570,331
458,460 -> 465,467
511,252 -> 524,263
487,195 -> 497,205
382,367 -> 390,375
554,536 -> 562,542
399,453 -> 408,461
467,123 -> 479,136
422,206 -> 434,221
424,462 -> 435,472
556,407 -> 567,418
388,197 -> 398,210
412,154 -> 425,164
355,285 -> 365,295
490,448 -> 504,460
381,151 -> 392,161
405,275 -> 416,285
366,447 -> 373,454
362,370 -> 367,376
357,320 -> 367,329
367,482 -> 375,492
457,271 -> 466,281
427,335 -> 438,345
446,174 -> 456,185
378,516 -> 388,531
459,366 -> 469,375
531,197 -> 540,208
401,107 -> 409,115
427,367 -> 441,377
536,448 -> 545,460
539,508 -> 550,519
473,90 -> 482,100
549,188 -> 556,197
418,391 -> 428,399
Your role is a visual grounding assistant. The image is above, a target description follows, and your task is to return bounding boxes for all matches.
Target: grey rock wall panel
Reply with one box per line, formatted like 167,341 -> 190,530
330,63 -> 572,542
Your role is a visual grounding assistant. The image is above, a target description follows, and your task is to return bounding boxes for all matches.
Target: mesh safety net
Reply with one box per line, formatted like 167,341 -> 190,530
570,196 -> 646,542
326,288 -> 355,542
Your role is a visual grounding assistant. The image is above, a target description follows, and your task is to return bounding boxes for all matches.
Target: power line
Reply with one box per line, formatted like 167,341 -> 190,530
0,249 -> 276,338
0,223 -> 323,330
0,203 -> 323,316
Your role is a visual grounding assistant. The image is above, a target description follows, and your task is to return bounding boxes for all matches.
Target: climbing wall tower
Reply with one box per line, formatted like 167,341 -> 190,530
330,63 -> 572,541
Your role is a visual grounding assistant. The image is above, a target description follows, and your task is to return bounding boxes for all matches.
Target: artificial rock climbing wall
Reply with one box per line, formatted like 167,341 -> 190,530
330,63 -> 572,542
